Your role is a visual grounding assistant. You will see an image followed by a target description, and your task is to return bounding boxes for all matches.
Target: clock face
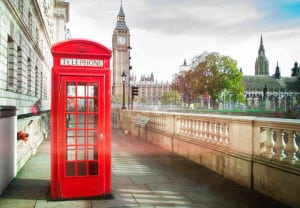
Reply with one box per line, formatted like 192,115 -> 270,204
118,36 -> 126,45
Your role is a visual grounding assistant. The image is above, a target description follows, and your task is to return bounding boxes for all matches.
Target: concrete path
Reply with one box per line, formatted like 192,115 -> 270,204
0,128 -> 289,208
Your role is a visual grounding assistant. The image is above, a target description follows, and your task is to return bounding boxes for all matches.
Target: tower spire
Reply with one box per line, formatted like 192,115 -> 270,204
255,34 -> 269,75
259,34 -> 265,52
274,61 -> 281,79
116,0 -> 128,29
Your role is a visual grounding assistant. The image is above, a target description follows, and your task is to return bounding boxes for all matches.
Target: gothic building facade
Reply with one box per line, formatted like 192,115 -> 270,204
243,35 -> 300,92
130,73 -> 171,104
242,36 -> 299,111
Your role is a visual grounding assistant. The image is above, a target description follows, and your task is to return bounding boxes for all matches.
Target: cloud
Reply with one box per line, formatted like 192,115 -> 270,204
126,0 -> 262,37
67,0 -> 300,80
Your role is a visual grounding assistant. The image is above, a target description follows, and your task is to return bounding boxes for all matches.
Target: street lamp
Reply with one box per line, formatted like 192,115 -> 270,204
121,71 -> 126,109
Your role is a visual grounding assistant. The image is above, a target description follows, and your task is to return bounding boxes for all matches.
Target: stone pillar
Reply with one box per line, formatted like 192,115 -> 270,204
0,106 -> 17,195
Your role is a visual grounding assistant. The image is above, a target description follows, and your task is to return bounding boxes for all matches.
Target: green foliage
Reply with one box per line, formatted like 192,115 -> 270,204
172,52 -> 245,108
160,90 -> 181,105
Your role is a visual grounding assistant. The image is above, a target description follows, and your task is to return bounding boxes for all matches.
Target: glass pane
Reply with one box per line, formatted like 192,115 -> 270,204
78,162 -> 87,176
67,98 -> 76,112
88,134 -> 96,144
77,146 -> 86,160
88,98 -> 98,112
88,146 -> 98,160
88,83 -> 98,97
77,98 -> 86,112
88,161 -> 98,175
66,114 -> 76,128
67,130 -> 76,144
66,82 -> 76,96
66,162 -> 75,176
78,137 -> 85,145
88,114 -> 98,128
67,146 -> 76,160
77,114 -> 85,128
77,83 -> 87,96
88,130 -> 97,137
78,130 -> 85,137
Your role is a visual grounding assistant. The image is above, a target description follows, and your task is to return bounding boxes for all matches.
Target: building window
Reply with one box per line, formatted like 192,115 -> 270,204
35,66 -> 40,97
36,28 -> 39,44
7,36 -> 17,91
27,58 -> 35,96
18,0 -> 24,16
17,46 -> 27,94
44,76 -> 48,99
28,12 -> 33,33
40,72 -> 43,98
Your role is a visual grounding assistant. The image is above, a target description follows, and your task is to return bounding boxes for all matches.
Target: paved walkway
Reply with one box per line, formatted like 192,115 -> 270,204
0,128 -> 289,208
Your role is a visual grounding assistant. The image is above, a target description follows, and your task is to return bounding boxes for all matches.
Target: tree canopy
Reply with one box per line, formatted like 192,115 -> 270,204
160,90 -> 181,105
172,52 -> 244,109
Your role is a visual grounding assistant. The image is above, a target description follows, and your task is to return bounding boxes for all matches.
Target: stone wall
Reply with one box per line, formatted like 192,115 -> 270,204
116,109 -> 300,207
16,112 -> 49,172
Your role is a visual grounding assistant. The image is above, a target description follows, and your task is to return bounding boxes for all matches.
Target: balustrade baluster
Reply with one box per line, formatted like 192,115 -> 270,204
218,123 -> 223,144
186,119 -> 191,136
213,122 -> 218,143
184,119 -> 188,136
225,123 -> 229,144
199,120 -> 203,139
178,118 -> 181,135
194,120 -> 197,138
264,128 -> 275,158
207,122 -> 212,142
195,120 -> 199,138
284,131 -> 299,164
190,120 -> 194,137
203,121 -> 207,141
274,129 -> 286,161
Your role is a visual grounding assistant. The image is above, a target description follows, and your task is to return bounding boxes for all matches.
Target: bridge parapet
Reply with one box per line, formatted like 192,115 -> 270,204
114,109 -> 300,207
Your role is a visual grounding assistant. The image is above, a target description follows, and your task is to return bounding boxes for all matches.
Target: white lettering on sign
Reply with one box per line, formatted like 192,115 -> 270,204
60,58 -> 104,67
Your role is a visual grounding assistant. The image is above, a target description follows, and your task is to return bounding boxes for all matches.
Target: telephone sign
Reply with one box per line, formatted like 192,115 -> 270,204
50,39 -> 112,199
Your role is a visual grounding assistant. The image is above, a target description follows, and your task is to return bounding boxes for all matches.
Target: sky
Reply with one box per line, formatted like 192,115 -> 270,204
67,0 -> 300,81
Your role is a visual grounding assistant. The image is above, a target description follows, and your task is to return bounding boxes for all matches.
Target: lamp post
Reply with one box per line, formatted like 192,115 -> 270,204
128,46 -> 132,109
121,71 -> 126,109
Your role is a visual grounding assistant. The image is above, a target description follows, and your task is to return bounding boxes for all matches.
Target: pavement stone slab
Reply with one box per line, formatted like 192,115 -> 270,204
35,200 -> 92,208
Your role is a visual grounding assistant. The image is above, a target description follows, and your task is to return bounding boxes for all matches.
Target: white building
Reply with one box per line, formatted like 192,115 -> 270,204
0,0 -> 69,172
0,0 -> 69,113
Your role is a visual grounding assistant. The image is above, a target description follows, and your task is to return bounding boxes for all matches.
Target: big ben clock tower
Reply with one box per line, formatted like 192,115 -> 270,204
112,2 -> 130,102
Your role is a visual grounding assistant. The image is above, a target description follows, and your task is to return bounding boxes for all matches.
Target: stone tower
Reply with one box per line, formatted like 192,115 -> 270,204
112,2 -> 130,102
255,35 -> 269,75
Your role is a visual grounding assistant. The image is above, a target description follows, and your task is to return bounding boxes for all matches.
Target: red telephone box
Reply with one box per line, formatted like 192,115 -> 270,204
50,39 -> 112,199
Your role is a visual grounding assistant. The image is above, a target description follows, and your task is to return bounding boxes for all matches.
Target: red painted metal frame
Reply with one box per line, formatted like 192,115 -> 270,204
50,39 -> 112,200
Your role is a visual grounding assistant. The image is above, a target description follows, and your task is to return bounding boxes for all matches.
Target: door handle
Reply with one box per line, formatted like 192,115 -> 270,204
99,133 -> 104,140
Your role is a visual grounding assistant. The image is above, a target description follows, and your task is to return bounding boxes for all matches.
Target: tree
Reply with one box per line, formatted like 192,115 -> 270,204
193,52 -> 244,108
172,52 -> 245,109
160,91 -> 181,105
172,70 -> 196,108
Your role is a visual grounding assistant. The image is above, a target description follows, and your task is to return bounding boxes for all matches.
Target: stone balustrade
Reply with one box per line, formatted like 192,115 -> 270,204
257,121 -> 299,164
115,109 -> 300,207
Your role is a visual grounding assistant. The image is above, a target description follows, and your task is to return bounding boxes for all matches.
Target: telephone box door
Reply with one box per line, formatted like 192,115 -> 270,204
60,76 -> 105,198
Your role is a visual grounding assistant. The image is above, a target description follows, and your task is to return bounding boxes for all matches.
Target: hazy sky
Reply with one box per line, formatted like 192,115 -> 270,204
67,0 -> 300,81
